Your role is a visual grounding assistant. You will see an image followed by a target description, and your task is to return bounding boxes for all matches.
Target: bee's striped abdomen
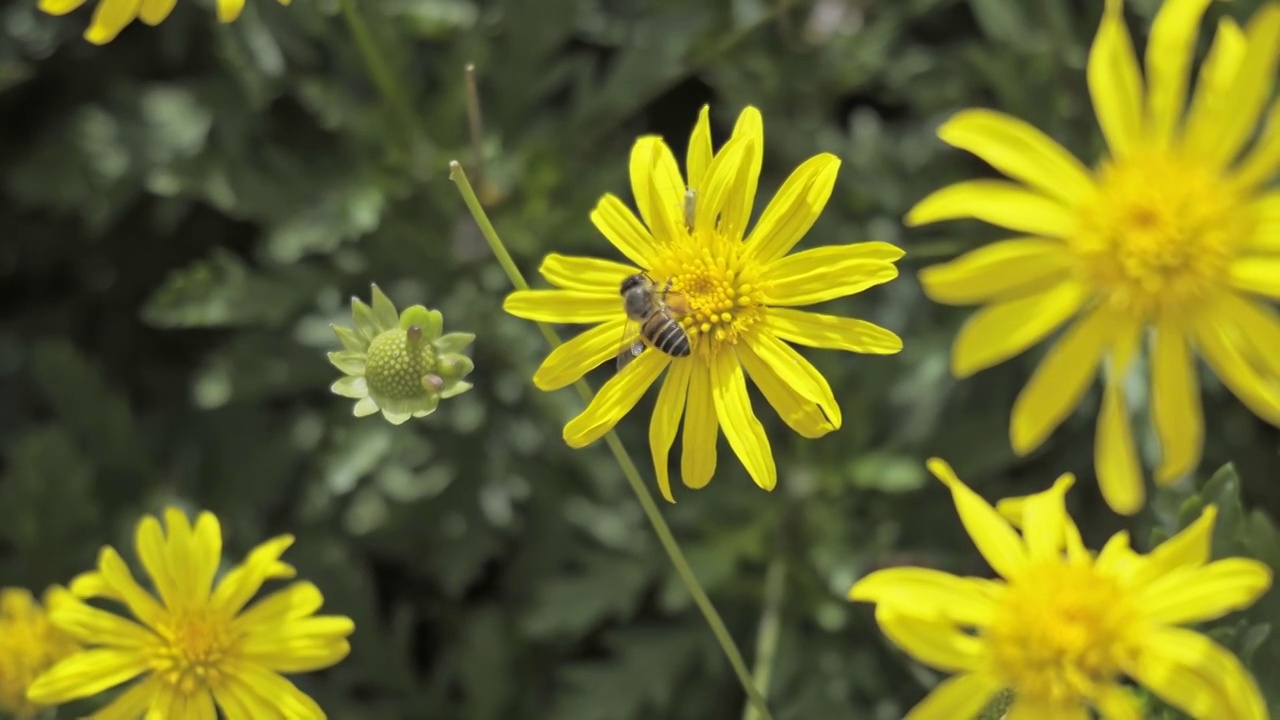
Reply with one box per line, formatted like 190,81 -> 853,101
647,316 -> 691,357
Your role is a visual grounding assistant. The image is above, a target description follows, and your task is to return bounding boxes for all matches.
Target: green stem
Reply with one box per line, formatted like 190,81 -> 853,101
337,0 -> 421,153
742,553 -> 786,720
449,161 -> 775,720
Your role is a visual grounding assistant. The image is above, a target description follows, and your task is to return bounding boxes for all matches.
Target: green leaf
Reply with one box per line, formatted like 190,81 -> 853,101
142,248 -> 324,329
522,551 -> 653,639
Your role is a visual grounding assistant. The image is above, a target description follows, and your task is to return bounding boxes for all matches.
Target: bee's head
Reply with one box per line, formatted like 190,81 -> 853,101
620,273 -> 647,296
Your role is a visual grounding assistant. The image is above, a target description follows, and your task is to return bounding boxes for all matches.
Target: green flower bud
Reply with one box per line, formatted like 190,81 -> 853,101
327,285 -> 477,425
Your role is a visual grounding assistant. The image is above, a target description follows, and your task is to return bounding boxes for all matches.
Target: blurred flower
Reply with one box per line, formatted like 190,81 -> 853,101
39,0 -> 291,45
329,284 -> 475,426
910,0 -> 1280,514
504,105 -> 903,500
850,458 -> 1272,720
0,588 -> 78,719
27,508 -> 354,719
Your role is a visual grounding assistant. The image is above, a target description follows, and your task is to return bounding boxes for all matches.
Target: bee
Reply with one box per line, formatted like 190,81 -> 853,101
617,272 -> 691,370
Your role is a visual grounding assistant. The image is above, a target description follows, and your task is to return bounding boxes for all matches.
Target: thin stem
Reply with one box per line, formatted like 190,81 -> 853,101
338,0 -> 420,153
742,554 -> 786,720
449,161 -> 775,720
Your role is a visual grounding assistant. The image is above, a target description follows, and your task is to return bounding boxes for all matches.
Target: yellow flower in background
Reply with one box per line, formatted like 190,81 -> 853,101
910,0 -> 1280,514
0,588 -> 78,719
28,508 -> 354,719
39,0 -> 291,45
504,106 -> 903,500
850,458 -> 1272,720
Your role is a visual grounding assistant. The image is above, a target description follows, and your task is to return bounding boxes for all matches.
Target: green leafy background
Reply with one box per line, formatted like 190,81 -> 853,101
1,0 -> 1278,718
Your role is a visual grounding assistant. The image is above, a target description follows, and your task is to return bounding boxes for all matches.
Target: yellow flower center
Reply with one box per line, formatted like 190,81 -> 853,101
365,327 -> 436,400
152,612 -> 236,694
651,230 -> 767,358
985,562 -> 1137,705
1074,153 -> 1250,320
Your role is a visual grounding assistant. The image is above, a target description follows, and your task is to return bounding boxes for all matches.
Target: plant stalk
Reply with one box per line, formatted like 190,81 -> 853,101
449,161 -> 775,720
742,554 -> 786,720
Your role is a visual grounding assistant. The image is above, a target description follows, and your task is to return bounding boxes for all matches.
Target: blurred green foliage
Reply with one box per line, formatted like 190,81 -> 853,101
1,0 -> 1278,718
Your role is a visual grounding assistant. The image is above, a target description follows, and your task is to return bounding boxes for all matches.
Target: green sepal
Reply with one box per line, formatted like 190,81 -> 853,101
398,305 -> 443,340
434,332 -> 475,354
370,284 -> 400,330
328,350 -> 366,375
331,324 -> 367,353
441,380 -> 473,399
351,296 -> 381,340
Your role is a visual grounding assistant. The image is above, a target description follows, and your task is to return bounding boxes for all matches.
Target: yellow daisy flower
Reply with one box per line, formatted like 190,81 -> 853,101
503,106 -> 903,500
0,588 -> 78,719
850,458 -> 1272,720
39,0 -> 291,45
909,0 -> 1280,514
27,508 -> 354,719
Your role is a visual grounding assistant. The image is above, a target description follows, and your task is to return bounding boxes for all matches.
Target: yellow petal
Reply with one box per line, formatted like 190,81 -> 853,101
847,567 -> 999,627
1182,17 -> 1249,162
539,254 -> 636,291
1087,0 -> 1144,159
39,0 -> 89,15
951,281 -> 1087,378
925,458 -> 1028,579
737,337 -> 836,439
710,350 -> 776,490
85,0 -> 142,45
874,608 -> 983,673
649,358 -> 691,502
533,318 -> 628,391
919,237 -> 1074,306
26,649 -> 148,704
686,105 -> 713,191
743,154 -> 841,263
937,109 -> 1095,205
1140,558 -> 1272,625
1144,0 -> 1216,147
1257,192 -> 1280,250
1151,321 -> 1203,484
1089,683 -> 1143,720
563,350 -> 668,448
242,638 -> 351,674
45,588 -> 152,647
1192,5 -> 1280,168
134,515 -> 178,610
746,330 -> 841,430
92,677 -> 159,720
1021,474 -> 1076,561
590,194 -> 660,267
234,582 -> 324,631
766,308 -> 902,355
226,663 -> 325,720
693,133 -> 752,236
96,547 -> 166,630
1193,297 -> 1280,425
765,242 -> 904,297
139,0 -> 177,25
722,107 -> 764,241
1127,628 -> 1267,720
681,363 -> 718,489
1231,101 -> 1280,192
1138,506 -> 1217,585
210,535 -> 296,616
905,180 -> 1077,237
765,259 -> 897,307
502,289 -> 618,324
903,673 -> 1005,720
217,0 -> 246,23
1230,255 -> 1280,299
630,136 -> 685,243
1010,306 -> 1112,454
995,474 -> 1090,564
1097,364 -> 1144,516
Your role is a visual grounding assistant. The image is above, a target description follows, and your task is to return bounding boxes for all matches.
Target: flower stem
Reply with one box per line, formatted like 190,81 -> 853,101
742,553 -> 785,720
337,0 -> 421,153
449,161 -> 775,720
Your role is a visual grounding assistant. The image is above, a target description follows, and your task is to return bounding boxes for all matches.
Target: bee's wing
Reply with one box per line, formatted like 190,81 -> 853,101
616,318 -> 645,371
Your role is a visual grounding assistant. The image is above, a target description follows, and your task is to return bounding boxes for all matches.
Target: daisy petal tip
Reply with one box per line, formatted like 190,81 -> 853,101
925,457 -> 961,488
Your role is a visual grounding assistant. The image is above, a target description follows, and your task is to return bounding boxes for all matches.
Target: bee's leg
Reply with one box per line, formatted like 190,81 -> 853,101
661,278 -> 674,300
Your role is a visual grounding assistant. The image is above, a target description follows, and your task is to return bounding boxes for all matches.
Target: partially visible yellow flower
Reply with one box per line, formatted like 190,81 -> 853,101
28,508 -> 354,719
910,0 -> 1280,514
39,0 -> 291,45
850,458 -> 1272,720
504,105 -> 903,500
0,588 -> 78,719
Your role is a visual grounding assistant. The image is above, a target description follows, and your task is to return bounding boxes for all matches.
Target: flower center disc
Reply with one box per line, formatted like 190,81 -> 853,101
365,329 -> 435,400
986,563 -> 1135,704
651,233 -> 767,358
155,614 -> 234,694
1074,153 -> 1250,319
